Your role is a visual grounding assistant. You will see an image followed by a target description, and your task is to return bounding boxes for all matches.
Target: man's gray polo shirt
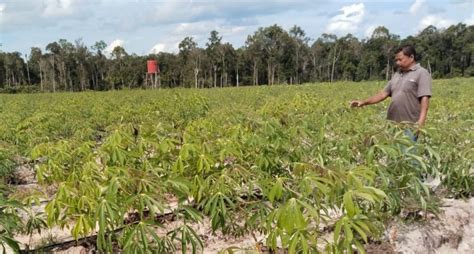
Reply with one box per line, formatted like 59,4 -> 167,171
384,63 -> 432,123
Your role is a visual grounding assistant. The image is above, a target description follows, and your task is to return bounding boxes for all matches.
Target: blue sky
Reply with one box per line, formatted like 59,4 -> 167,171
0,0 -> 473,56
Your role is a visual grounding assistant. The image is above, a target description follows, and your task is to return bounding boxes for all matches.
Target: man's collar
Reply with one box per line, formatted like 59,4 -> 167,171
409,63 -> 420,71
398,63 -> 420,73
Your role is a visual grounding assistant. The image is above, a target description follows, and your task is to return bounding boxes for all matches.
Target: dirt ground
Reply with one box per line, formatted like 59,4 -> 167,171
387,198 -> 474,254
10,197 -> 471,254
7,164 -> 474,253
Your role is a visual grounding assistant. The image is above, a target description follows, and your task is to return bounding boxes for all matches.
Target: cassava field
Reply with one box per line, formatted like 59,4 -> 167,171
0,78 -> 473,253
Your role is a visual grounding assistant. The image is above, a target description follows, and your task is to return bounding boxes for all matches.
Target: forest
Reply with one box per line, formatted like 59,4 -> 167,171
0,23 -> 472,93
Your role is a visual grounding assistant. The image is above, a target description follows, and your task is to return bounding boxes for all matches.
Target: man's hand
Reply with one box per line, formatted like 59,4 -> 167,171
350,100 -> 364,108
415,121 -> 422,137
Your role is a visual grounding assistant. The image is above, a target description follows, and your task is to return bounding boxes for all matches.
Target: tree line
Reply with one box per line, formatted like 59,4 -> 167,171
0,23 -> 472,93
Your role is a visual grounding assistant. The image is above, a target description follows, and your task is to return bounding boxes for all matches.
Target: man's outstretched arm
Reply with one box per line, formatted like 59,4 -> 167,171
350,90 -> 390,107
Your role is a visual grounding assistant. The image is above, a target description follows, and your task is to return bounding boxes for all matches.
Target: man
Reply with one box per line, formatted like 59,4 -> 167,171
350,45 -> 432,140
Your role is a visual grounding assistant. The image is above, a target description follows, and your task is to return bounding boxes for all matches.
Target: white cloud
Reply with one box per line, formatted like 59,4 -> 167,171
175,23 -> 205,36
466,14 -> 474,25
419,15 -> 454,30
2,0 -> 473,56
0,1 -> 91,31
146,21 -> 218,55
409,0 -> 426,15
157,20 -> 251,52
326,3 -> 365,34
156,2 -> 207,23
364,25 -> 377,38
173,21 -> 248,39
149,43 -> 180,54
42,0 -> 76,17
104,39 -> 125,55
450,0 -> 473,9
145,20 -> 253,55
150,43 -> 166,54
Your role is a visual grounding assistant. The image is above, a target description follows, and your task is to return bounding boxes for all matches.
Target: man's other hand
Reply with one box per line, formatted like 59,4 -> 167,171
350,100 -> 364,108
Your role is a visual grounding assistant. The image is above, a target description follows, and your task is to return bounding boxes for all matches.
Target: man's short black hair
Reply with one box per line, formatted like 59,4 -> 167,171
395,45 -> 417,61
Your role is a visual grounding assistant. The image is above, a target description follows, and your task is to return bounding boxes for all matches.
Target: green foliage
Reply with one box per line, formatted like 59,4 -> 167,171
0,190 -> 23,253
0,78 -> 472,252
0,148 -> 15,179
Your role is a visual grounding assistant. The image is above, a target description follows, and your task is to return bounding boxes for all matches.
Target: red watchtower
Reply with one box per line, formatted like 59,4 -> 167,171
145,60 -> 161,89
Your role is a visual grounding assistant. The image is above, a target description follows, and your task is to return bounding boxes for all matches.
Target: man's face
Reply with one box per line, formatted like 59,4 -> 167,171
395,51 -> 415,71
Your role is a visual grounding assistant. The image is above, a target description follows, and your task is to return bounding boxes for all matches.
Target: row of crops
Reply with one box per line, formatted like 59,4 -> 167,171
0,78 -> 473,253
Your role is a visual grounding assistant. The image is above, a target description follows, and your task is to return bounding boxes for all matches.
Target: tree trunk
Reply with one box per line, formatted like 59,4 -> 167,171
61,62 -> 66,90
327,64 -> 330,82
267,62 -> 272,85
51,56 -> 56,92
94,68 -> 99,90
271,65 -> 276,85
428,59 -> 432,75
80,63 -> 86,91
26,61 -> 31,85
39,60 -> 44,92
12,72 -> 16,86
312,53 -> 317,81
236,67 -> 239,87
91,73 -> 95,90
267,62 -> 271,85
213,65 -> 217,88
295,49 -> 299,84
65,65 -> 69,91
253,59 -> 258,86
194,68 -> 199,88
221,56 -> 225,87
302,59 -> 308,83
330,45 -> 339,83
69,72 -> 73,92
93,70 -> 97,90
